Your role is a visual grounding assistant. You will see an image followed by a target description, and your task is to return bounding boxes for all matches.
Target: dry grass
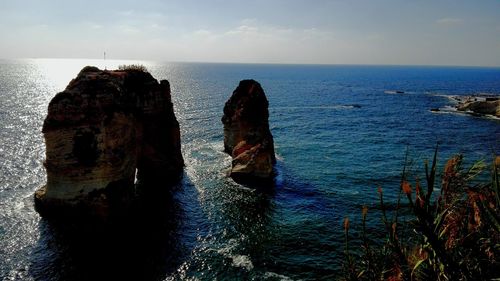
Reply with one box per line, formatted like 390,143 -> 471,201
342,149 -> 500,280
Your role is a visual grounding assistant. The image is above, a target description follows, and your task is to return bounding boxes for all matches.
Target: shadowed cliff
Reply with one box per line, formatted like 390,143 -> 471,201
222,80 -> 276,185
35,66 -> 184,219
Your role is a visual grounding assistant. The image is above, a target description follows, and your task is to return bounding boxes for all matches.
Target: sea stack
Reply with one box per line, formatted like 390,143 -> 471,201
34,66 -> 184,219
222,80 -> 276,184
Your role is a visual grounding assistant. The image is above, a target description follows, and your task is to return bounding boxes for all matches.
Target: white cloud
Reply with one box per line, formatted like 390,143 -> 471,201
150,23 -> 167,30
193,29 -> 212,36
436,18 -> 463,26
117,10 -> 134,17
163,20 -> 374,64
225,25 -> 259,35
118,24 -> 140,34
80,21 -> 103,30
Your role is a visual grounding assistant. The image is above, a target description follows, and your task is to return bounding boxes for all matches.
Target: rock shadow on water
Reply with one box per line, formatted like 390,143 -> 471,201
29,181 -> 187,281
214,161 -> 343,279
228,167 -> 279,194
246,160 -> 359,279
220,161 -> 279,238
202,177 -> 277,279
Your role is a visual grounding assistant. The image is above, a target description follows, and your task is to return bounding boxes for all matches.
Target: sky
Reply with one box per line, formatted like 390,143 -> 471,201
1,0 -> 499,66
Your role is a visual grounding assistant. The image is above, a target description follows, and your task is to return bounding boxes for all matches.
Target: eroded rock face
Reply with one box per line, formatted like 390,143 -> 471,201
457,99 -> 500,117
35,66 -> 183,219
222,80 -> 275,184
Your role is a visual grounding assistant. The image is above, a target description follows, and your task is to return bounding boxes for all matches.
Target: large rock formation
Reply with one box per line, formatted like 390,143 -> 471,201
222,80 -> 275,184
35,66 -> 184,219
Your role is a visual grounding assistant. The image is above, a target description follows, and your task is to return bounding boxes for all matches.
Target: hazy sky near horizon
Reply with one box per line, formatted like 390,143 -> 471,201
1,0 -> 499,66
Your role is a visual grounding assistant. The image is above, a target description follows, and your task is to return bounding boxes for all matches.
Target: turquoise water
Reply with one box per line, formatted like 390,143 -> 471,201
0,59 -> 499,280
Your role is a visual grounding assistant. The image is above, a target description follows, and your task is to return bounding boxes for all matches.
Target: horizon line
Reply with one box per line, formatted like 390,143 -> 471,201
2,57 -> 500,69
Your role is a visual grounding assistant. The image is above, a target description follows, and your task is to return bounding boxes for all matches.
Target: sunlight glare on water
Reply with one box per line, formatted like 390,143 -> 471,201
33,58 -> 153,90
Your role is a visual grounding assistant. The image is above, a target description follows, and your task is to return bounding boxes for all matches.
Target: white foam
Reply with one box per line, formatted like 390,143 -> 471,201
384,90 -> 405,94
273,161 -> 284,187
273,105 -> 357,110
263,271 -> 294,280
231,254 -> 254,271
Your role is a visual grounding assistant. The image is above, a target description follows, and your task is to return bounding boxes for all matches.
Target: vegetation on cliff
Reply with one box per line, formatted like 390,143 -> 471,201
118,64 -> 148,72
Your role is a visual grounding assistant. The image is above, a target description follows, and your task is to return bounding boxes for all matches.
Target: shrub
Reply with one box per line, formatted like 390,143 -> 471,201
343,148 -> 500,280
118,64 -> 148,72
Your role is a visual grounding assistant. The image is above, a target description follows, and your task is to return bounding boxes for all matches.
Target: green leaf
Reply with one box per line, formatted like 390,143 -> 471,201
426,145 -> 438,207
493,157 -> 500,207
480,200 -> 500,232
438,225 -> 449,239
412,258 -> 427,279
434,206 -> 451,233
465,159 -> 486,181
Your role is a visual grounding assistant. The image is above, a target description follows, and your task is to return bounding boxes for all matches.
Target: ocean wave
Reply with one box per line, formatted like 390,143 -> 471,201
430,107 -> 500,120
429,106 -> 457,114
272,104 -> 361,110
263,271 -> 294,281
231,254 -> 254,271
384,90 -> 405,94
273,161 -> 284,187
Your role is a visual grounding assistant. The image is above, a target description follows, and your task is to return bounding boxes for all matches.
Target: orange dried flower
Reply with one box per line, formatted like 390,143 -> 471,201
473,202 -> 482,227
442,155 -> 461,196
444,156 -> 459,176
377,186 -> 383,194
415,178 -> 421,195
344,217 -> 350,230
387,264 -> 403,281
362,205 -> 368,217
402,181 -> 412,195
392,222 -> 398,239
415,178 -> 424,207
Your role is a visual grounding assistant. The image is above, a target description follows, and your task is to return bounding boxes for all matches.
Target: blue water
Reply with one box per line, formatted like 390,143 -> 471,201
1,59 -> 499,280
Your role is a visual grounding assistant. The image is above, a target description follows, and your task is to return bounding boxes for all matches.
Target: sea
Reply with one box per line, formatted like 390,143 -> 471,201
0,59 -> 499,281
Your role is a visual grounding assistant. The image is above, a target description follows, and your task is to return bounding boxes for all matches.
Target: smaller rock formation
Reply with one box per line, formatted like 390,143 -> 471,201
35,66 -> 183,219
222,80 -> 275,184
456,98 -> 500,117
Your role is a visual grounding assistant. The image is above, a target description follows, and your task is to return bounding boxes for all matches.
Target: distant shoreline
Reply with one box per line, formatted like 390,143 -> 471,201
431,93 -> 500,118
